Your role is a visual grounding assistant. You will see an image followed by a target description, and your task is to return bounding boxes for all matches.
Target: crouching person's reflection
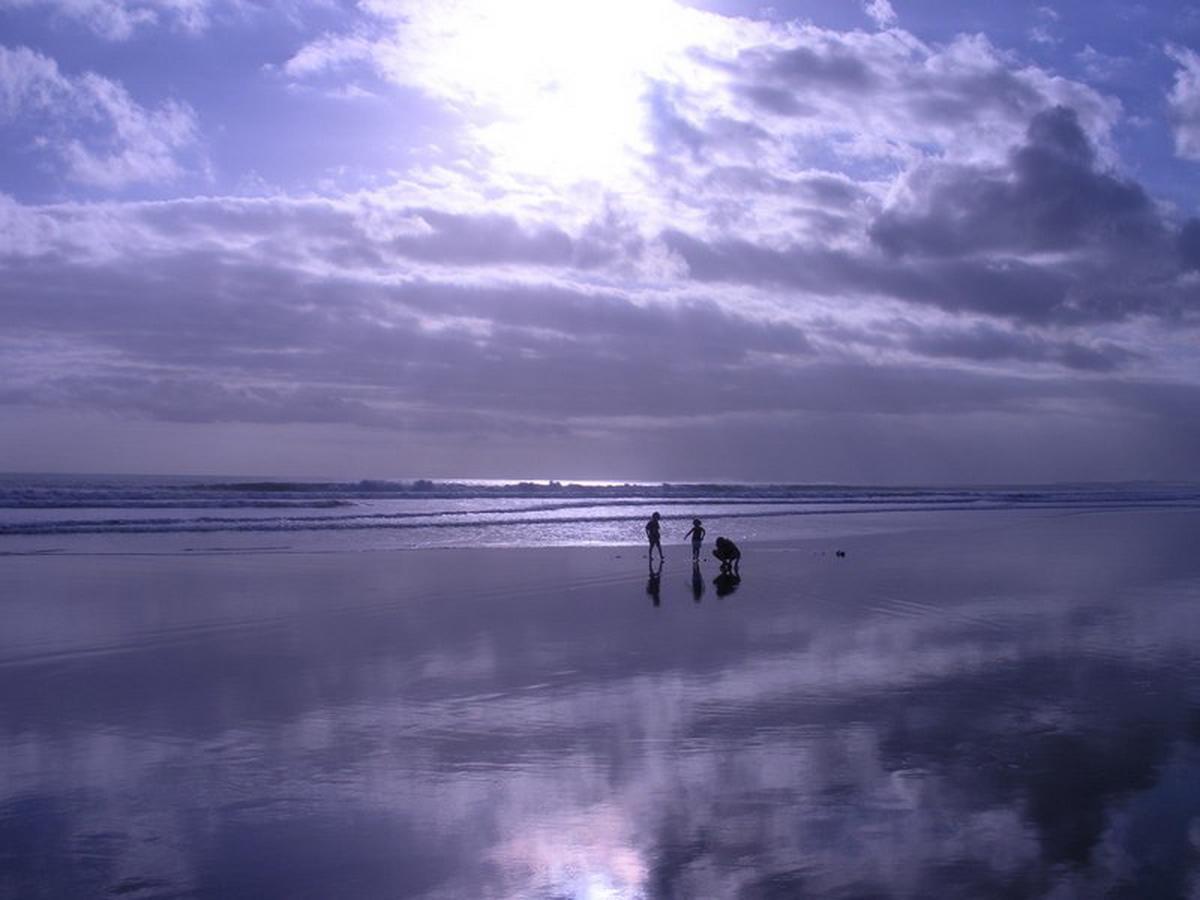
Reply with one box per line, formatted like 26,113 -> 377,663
713,570 -> 741,597
647,559 -> 662,606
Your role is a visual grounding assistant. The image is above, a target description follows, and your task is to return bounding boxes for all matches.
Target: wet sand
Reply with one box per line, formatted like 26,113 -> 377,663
3,508 -> 1200,898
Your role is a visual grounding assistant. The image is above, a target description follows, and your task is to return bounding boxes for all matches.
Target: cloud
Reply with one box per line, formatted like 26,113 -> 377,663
1166,44 -> 1200,161
0,0 -> 325,40
2,2 -> 1200,479
865,106 -> 1196,324
720,30 -> 1119,162
1181,218 -> 1200,270
898,321 -> 1140,373
662,229 -> 1075,323
863,0 -> 897,29
644,103 -> 1198,337
0,196 -> 816,437
1028,25 -> 1059,47
0,0 -> 208,39
0,45 -> 198,187
0,191 -> 1193,474
870,107 -> 1164,258
612,23 -> 1123,249
284,1 -> 1119,216
1075,45 -> 1131,83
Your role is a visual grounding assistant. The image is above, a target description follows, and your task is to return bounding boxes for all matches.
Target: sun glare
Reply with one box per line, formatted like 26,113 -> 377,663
398,0 -> 721,187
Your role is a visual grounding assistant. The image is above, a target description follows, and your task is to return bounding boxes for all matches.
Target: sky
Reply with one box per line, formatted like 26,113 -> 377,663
0,0 -> 1198,482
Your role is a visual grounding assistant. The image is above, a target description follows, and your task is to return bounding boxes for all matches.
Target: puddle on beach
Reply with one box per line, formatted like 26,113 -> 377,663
3,509 -> 1200,898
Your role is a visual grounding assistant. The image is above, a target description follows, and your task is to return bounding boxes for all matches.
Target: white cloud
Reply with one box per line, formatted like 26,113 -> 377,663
1166,44 -> 1200,161
2,2 -> 1198,479
1027,24 -> 1059,46
0,41 -> 62,114
286,0 -> 775,195
283,3 -> 1121,244
0,0 -> 208,39
1076,45 -> 1130,83
863,0 -> 897,29
0,45 -> 198,187
0,0 -> 333,40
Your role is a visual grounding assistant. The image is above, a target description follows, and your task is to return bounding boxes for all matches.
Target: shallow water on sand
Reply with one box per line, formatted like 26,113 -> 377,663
3,509 -> 1200,898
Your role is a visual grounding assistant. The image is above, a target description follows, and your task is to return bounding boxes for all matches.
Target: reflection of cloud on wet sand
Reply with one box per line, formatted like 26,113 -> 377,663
3,513 -> 1200,895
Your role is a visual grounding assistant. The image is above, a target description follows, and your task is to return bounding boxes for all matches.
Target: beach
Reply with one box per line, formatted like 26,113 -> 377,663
4,505 -> 1200,898
7,0 -> 1200,894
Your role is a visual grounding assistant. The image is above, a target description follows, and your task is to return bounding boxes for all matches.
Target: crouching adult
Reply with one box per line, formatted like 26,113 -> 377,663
712,536 -> 741,574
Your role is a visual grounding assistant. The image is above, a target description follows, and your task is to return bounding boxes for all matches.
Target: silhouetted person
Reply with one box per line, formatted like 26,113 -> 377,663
691,561 -> 705,602
683,518 -> 706,562
646,559 -> 662,606
713,570 -> 741,597
712,536 -> 741,574
645,512 -> 664,562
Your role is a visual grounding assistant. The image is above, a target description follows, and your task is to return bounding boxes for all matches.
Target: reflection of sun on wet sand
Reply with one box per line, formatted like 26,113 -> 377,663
490,803 -> 648,899
5,508 -> 1200,897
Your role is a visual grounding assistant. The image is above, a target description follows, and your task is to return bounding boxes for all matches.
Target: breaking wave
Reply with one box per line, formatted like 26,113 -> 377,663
1,475 -> 1197,544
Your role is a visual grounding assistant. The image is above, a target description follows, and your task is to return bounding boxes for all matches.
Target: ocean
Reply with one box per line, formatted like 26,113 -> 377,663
2,473 -> 1199,553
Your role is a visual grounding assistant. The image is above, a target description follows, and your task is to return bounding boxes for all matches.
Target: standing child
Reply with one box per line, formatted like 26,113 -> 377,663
684,518 -> 706,562
645,512 -> 664,563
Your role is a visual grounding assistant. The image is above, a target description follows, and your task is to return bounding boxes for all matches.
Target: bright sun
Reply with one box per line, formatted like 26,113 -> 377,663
393,0 -> 729,187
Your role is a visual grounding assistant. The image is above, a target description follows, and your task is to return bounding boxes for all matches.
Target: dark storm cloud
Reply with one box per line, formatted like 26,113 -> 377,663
662,229 -> 1078,324
906,65 -> 1044,126
0,223 -> 1162,436
762,43 -> 878,90
870,107 -> 1165,258
731,83 -> 816,117
3,237 -> 1194,433
899,321 -> 1140,372
11,371 -> 573,438
31,375 -> 392,427
389,209 -> 573,266
728,32 -> 1046,127
661,229 -> 834,289
702,166 -> 869,206
3,220 -> 1200,478
1180,218 -> 1200,270
728,42 -> 878,106
664,106 -> 1197,326
0,246 -> 810,370
0,243 -> 816,427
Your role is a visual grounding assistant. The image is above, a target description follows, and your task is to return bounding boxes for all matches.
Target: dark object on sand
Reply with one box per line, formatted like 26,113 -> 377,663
712,536 -> 741,574
836,550 -> 846,558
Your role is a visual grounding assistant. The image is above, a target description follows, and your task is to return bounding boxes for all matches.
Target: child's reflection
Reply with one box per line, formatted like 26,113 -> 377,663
646,559 -> 662,606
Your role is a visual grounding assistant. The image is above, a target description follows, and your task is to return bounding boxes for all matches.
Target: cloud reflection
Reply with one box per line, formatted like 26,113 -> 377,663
3,512 -> 1200,896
